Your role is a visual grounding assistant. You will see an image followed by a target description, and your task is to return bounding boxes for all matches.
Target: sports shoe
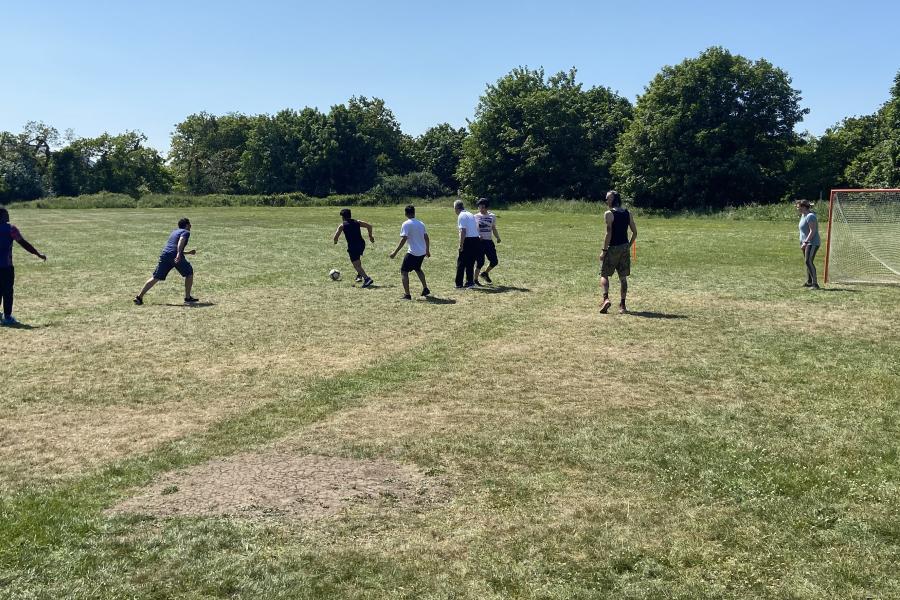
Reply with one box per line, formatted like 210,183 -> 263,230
1,316 -> 19,326
809,284 -> 820,290
480,272 -> 492,283
184,296 -> 199,303
618,304 -> 628,314
455,285 -> 464,289
133,296 -> 143,305
599,299 -> 612,314
401,294 -> 412,300
362,277 -> 374,288
803,282 -> 813,287
464,282 -> 476,289
355,275 -> 363,282
421,287 -> 431,297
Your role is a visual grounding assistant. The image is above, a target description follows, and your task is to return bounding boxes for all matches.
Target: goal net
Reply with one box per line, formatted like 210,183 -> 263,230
825,189 -> 900,284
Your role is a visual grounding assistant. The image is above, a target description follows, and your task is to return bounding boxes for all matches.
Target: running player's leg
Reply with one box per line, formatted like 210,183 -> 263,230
619,275 -> 628,313
401,271 -> 411,297
599,275 -> 611,313
184,275 -> 194,299
135,277 -> 159,304
351,259 -> 368,280
415,268 -> 429,296
484,241 -> 498,275
474,244 -> 486,282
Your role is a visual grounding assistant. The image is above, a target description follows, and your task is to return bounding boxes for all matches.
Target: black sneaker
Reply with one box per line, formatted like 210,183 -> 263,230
455,285 -> 464,289
480,272 -> 492,284
184,296 -> 199,303
362,277 -> 374,288
803,282 -> 812,287
599,299 -> 611,314
464,282 -> 476,289
401,294 -> 412,300
133,296 -> 143,305
421,287 -> 431,297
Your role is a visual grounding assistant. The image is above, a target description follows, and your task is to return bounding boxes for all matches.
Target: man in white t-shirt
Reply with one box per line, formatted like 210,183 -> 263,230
454,200 -> 480,288
389,205 -> 431,300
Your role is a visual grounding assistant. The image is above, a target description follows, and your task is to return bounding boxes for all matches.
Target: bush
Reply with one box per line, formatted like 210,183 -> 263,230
368,171 -> 450,201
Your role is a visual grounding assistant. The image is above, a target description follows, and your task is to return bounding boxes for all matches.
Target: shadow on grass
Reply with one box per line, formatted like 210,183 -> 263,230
626,311 -> 687,319
424,296 -> 457,305
471,285 -> 532,294
1,321 -> 50,330
817,287 -> 859,293
162,302 -> 216,308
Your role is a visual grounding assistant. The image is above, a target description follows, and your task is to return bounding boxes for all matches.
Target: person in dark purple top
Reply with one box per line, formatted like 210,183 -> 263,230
134,218 -> 199,305
0,207 -> 47,326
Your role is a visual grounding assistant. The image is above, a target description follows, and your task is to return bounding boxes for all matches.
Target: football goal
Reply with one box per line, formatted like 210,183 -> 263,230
824,189 -> 900,285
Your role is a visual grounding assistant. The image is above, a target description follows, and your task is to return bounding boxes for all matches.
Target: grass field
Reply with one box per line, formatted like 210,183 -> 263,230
1,206 -> 898,599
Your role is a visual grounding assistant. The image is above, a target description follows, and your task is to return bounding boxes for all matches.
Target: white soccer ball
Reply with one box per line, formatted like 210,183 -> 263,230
329,268 -> 342,281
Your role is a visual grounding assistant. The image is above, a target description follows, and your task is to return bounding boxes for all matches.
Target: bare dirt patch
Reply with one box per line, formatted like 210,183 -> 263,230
107,453 -> 446,519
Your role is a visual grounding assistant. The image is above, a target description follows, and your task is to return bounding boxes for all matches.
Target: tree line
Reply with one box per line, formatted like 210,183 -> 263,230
2,47 -> 898,208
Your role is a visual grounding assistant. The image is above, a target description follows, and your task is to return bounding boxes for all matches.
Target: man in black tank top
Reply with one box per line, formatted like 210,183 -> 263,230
333,209 -> 375,287
599,191 -> 637,314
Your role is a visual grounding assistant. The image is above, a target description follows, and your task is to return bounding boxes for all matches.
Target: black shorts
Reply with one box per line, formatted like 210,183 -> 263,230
348,242 -> 365,263
153,255 -> 193,281
400,253 -> 425,273
0,266 -> 13,295
476,240 -> 498,268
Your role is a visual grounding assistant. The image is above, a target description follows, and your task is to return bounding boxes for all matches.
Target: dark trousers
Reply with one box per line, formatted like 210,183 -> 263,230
0,266 -> 14,318
804,244 -> 819,285
456,237 -> 480,286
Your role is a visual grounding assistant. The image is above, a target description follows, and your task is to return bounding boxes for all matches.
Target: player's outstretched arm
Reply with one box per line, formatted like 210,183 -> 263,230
389,236 -> 408,259
16,237 -> 46,261
332,224 -> 344,244
359,221 -> 375,243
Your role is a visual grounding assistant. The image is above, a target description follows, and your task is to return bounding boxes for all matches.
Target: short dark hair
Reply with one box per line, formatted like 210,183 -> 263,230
340,208 -> 352,220
607,191 -> 621,207
405,205 -> 415,217
477,198 -> 488,207
178,217 -> 190,229
0,207 -> 8,223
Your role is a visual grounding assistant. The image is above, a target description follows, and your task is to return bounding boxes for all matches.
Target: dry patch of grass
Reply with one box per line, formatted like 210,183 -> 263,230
107,453 -> 447,520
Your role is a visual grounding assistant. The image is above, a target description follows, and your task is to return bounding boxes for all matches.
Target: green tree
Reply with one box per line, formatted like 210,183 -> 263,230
169,112 -> 255,194
414,124 -> 467,190
239,108 -> 334,195
0,122 -> 59,201
328,97 -> 416,194
458,67 -> 631,201
68,132 -> 171,197
613,47 -> 808,208
844,70 -> 900,187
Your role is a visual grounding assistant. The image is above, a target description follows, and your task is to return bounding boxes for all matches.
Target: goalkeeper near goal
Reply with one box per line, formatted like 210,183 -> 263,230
796,199 -> 820,289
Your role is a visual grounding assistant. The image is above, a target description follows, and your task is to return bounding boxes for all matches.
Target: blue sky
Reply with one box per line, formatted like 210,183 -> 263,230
3,0 -> 898,153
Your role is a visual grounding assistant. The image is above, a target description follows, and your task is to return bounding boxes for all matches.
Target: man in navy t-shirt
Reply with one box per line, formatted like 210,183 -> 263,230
134,218 -> 199,305
0,207 -> 47,326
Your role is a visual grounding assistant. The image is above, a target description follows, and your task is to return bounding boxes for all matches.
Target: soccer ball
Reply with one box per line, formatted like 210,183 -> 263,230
329,268 -> 342,281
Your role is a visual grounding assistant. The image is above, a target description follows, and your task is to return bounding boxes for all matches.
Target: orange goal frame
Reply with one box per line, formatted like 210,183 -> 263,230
824,188 -> 900,284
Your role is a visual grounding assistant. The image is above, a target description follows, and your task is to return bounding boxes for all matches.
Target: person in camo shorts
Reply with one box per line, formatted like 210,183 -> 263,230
599,191 -> 637,314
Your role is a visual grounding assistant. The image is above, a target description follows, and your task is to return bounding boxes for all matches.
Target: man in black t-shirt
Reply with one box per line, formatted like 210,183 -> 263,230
333,209 -> 375,287
599,191 -> 637,314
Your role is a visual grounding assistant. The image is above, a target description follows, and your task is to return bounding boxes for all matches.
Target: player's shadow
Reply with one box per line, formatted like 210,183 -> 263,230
424,296 -> 457,305
625,311 -> 687,319
1,321 -> 49,330
816,287 -> 858,293
162,302 -> 216,308
472,285 -> 531,294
